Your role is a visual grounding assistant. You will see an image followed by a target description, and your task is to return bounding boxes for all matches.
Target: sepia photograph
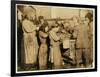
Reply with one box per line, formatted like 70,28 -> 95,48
11,0 -> 97,76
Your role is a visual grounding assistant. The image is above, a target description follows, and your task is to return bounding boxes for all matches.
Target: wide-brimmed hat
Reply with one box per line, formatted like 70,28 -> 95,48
23,6 -> 36,16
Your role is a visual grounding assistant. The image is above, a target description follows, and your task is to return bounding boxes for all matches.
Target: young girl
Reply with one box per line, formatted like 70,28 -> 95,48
49,22 -> 62,69
38,23 -> 49,70
22,6 -> 39,69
